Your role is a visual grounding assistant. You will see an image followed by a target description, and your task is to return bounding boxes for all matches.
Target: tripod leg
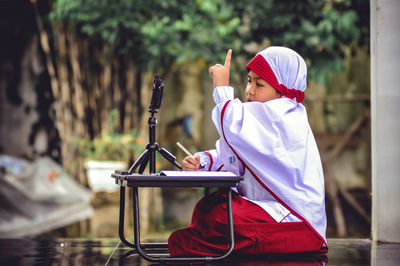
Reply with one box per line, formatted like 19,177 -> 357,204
149,147 -> 156,174
128,149 -> 149,174
158,148 -> 182,170
138,153 -> 150,174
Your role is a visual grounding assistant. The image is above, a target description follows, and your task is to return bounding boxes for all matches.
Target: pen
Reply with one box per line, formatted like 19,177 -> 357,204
176,142 -> 193,157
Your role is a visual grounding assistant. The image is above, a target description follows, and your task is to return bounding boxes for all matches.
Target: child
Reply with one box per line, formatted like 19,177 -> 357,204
168,47 -> 328,256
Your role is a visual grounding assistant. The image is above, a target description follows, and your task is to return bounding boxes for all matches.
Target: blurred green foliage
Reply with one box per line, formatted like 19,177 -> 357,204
236,0 -> 366,85
50,0 -> 368,85
50,0 -> 241,71
72,109 -> 143,161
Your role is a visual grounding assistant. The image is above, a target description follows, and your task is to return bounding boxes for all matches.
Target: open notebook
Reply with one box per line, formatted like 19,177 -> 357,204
160,170 -> 237,177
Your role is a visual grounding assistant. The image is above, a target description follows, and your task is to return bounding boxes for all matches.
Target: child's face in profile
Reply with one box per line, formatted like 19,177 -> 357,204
246,70 -> 281,103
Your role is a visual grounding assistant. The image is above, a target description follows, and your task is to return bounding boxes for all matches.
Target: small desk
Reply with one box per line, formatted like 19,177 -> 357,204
112,170 -> 243,262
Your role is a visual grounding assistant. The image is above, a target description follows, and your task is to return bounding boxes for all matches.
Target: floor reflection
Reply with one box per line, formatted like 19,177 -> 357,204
116,248 -> 328,266
0,238 -> 399,265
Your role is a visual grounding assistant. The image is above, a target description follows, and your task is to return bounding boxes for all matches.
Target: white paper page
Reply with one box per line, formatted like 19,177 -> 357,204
160,170 -> 236,177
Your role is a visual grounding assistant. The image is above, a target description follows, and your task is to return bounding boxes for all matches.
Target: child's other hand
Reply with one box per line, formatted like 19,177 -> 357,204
209,49 -> 232,88
182,155 -> 201,171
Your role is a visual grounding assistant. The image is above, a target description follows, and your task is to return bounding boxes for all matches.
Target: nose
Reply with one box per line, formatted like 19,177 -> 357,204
246,83 -> 255,96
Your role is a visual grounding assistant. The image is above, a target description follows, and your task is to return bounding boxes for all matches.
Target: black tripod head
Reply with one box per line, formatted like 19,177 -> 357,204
149,74 -> 165,113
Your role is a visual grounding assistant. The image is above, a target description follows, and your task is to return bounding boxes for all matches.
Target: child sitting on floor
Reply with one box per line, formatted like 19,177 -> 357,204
168,46 -> 328,256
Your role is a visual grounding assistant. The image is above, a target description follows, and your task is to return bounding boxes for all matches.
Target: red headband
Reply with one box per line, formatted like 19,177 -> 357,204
246,54 -> 305,103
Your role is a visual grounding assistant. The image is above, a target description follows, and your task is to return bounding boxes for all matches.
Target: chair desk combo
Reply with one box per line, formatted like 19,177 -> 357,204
112,170 -> 243,262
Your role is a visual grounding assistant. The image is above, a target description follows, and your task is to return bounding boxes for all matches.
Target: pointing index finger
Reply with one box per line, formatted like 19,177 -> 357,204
224,49 -> 232,69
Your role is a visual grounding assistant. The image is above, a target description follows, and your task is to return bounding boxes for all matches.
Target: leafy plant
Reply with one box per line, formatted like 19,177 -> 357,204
74,129 -> 144,162
73,109 -> 144,162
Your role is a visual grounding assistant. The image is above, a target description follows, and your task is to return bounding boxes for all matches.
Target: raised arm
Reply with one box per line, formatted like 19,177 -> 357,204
208,49 -> 232,88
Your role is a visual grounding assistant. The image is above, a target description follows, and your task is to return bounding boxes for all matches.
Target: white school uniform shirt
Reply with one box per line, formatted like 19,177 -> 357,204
197,85 -> 327,244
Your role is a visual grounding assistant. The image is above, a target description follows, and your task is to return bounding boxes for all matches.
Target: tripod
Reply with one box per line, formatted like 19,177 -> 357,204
127,75 -> 181,174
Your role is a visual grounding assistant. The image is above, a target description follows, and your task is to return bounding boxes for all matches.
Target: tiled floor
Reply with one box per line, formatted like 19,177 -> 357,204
0,238 -> 399,265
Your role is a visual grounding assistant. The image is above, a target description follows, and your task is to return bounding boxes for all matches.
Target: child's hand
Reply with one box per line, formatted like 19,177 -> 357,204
182,155 -> 201,171
209,49 -> 232,88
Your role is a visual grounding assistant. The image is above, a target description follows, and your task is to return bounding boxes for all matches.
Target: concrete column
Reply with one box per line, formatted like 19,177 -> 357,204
371,0 -> 400,243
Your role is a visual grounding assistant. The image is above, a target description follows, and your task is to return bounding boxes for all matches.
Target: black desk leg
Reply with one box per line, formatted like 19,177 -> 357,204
133,187 -> 235,262
118,186 -> 168,250
118,186 -> 135,248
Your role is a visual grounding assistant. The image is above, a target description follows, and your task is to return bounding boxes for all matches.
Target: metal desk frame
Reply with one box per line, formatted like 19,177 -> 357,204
112,170 -> 243,263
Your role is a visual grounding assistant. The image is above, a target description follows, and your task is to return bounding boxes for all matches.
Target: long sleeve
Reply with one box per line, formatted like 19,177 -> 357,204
196,145 -> 244,175
195,146 -> 223,171
194,86 -> 244,175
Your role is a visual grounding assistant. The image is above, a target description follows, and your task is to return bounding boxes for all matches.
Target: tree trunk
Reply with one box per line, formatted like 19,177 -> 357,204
34,12 -> 166,235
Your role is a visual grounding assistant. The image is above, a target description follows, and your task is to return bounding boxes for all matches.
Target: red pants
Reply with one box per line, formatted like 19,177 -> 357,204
168,190 -> 325,256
